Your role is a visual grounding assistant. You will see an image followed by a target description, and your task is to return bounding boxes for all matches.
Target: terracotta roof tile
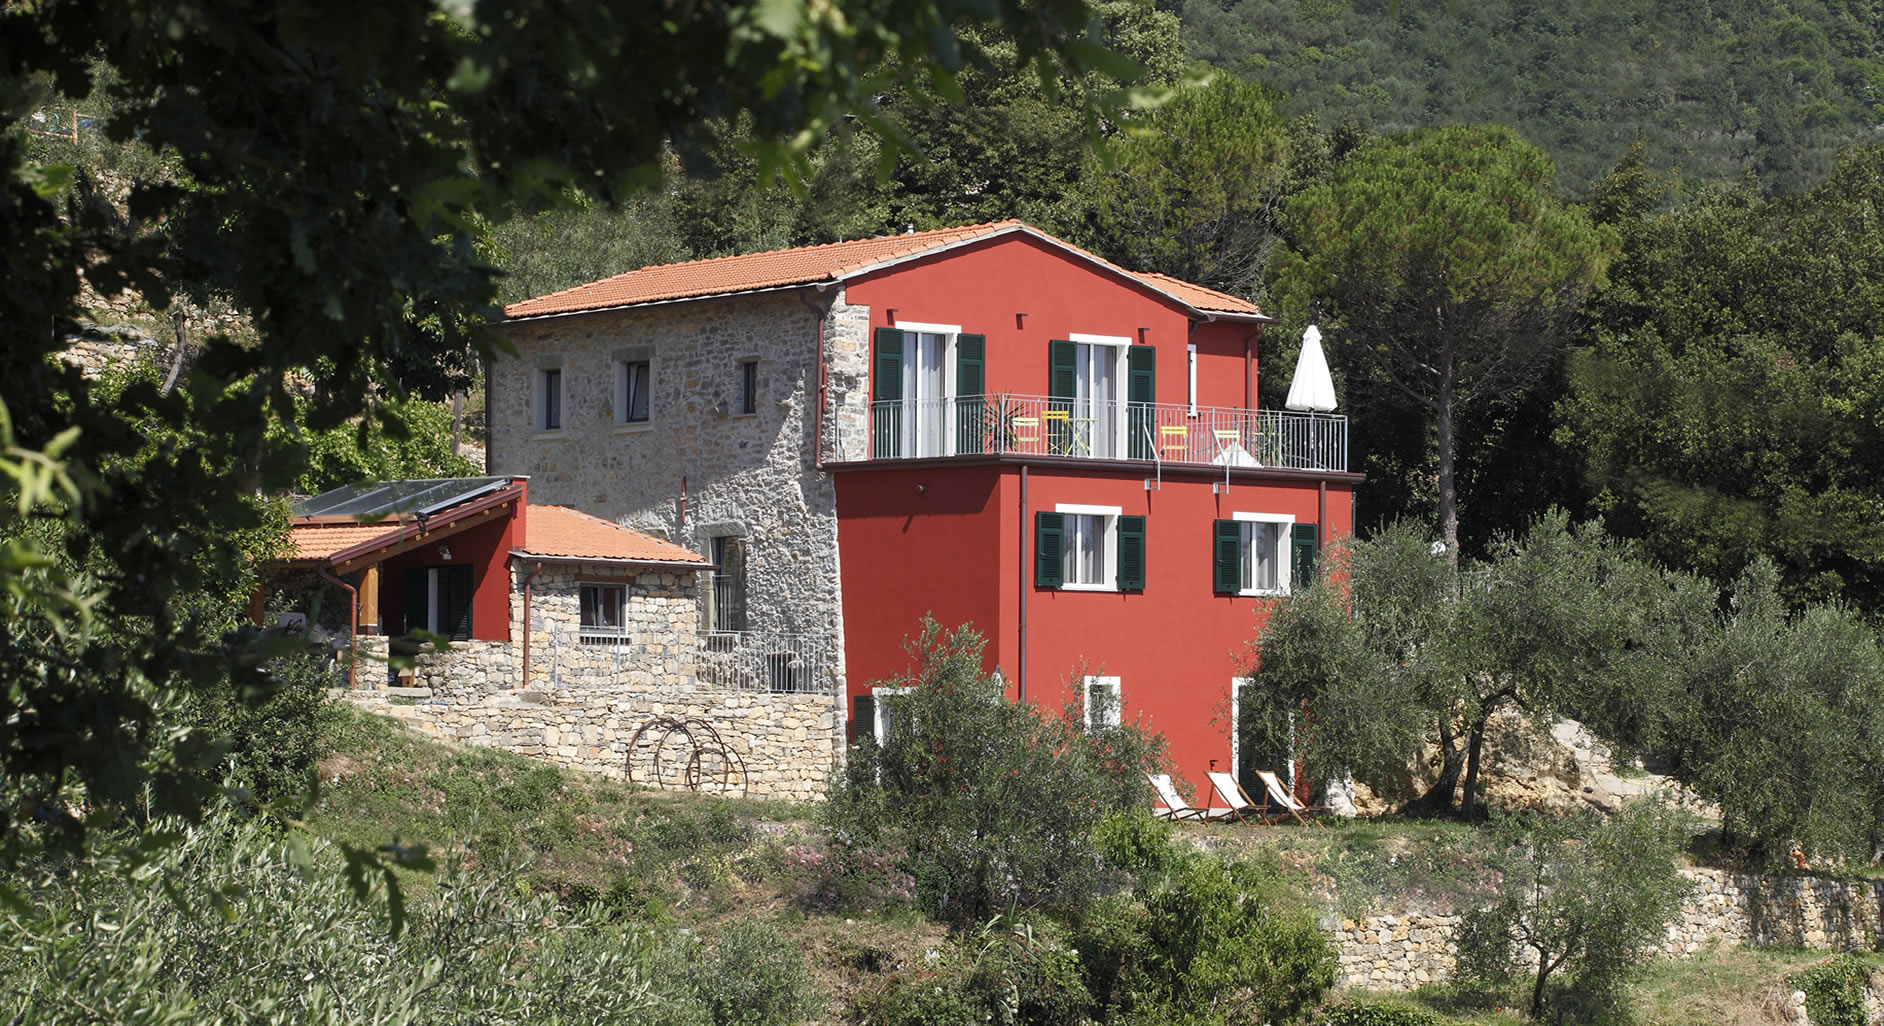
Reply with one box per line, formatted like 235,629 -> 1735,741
505,220 -> 1025,318
501,220 -> 1271,322
288,523 -> 401,561
521,506 -> 708,564
1132,272 -> 1268,317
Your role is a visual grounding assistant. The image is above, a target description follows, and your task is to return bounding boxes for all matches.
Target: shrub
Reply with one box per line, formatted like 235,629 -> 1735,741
687,920 -> 818,1026
186,645 -> 336,806
1315,1001 -> 1447,1026
1792,956 -> 1874,1026
1074,853 -> 1336,1026
853,916 -> 1092,1026
0,814 -> 710,1026
824,619 -> 1168,925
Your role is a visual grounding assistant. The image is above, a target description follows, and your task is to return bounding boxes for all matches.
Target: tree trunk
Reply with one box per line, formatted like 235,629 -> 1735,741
1461,714 -> 1491,822
1530,959 -> 1553,1020
1404,714 -> 1463,815
1435,346 -> 1459,566
451,389 -> 465,458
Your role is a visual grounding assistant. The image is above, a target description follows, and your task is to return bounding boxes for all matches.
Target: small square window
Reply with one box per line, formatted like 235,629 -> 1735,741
538,367 -> 563,432
579,583 -> 626,644
736,360 -> 758,415
619,360 -> 651,424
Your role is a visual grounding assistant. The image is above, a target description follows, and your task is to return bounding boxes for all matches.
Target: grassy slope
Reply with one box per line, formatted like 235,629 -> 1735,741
309,705 -> 1867,1025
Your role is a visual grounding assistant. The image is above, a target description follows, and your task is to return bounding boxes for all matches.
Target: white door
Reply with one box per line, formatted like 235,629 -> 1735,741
905,331 -> 948,457
1074,342 -> 1119,458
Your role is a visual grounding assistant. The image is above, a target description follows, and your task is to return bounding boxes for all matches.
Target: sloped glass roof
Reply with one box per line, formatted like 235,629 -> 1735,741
293,477 -> 512,520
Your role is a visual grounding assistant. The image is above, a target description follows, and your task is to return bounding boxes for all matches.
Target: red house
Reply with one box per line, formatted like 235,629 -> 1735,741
491,220 -> 1360,794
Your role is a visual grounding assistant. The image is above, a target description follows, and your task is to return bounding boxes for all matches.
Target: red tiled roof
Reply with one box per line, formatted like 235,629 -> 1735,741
520,506 -> 707,565
288,522 -> 400,562
502,220 -> 1271,321
1133,272 -> 1266,316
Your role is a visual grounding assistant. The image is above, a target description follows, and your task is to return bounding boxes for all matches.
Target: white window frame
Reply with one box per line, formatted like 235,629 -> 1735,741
615,358 -> 653,431
578,582 -> 628,644
1232,511 -> 1295,596
1230,676 -> 1296,795
872,685 -> 912,744
896,321 -> 960,457
1083,675 -> 1121,731
1069,332 -> 1131,458
1055,502 -> 1122,592
535,365 -> 566,436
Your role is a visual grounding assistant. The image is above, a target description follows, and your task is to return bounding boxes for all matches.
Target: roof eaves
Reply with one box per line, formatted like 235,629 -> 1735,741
502,281 -> 826,324
509,550 -> 712,570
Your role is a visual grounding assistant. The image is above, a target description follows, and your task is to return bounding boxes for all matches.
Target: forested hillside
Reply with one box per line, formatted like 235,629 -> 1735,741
1182,0 -> 1884,195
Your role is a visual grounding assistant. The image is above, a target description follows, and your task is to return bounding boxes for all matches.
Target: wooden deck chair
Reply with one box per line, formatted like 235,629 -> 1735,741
1205,771 -> 1282,824
1254,769 -> 1330,827
1159,424 -> 1188,459
1145,773 -> 1211,823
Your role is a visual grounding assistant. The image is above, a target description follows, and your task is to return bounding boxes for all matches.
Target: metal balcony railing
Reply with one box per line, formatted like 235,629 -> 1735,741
696,630 -> 830,694
845,394 -> 1347,472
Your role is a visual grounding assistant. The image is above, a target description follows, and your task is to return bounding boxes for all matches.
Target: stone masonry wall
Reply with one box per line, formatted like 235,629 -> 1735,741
511,561 -> 699,690
489,288 -> 864,752
1331,868 -> 1884,992
342,686 -> 836,801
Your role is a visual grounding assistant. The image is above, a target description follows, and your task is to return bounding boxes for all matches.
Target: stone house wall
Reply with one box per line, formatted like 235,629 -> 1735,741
1331,868 -> 1884,992
488,288 -> 871,751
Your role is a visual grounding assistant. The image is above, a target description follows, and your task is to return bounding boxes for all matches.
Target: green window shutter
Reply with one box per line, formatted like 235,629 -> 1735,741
1127,345 -> 1156,459
851,695 -> 876,743
955,333 -> 987,455
873,327 -> 904,458
1048,340 -> 1076,453
1117,515 -> 1146,590
1048,340 -> 1077,400
446,565 -> 473,641
1291,524 -> 1320,590
1213,520 -> 1243,595
403,568 -> 426,635
1035,512 -> 1065,588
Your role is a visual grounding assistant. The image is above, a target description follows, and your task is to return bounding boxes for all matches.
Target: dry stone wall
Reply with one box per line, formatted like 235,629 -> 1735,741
341,685 -> 836,801
1330,868 -> 1884,992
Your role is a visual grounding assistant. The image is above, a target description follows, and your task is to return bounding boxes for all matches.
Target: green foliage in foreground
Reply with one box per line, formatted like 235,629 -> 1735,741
0,814 -> 817,1026
1792,955 -> 1878,1026
1456,801 -> 1694,1023
826,620 -> 1168,926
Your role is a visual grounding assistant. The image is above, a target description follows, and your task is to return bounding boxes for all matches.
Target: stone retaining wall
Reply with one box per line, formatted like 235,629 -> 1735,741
341,685 -> 836,801
1333,868 -> 1884,992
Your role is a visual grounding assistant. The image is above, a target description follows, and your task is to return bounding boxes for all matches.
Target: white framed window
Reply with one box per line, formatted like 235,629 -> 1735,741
736,359 -> 759,416
1069,333 -> 1129,458
616,359 -> 652,427
1233,511 -> 1295,596
579,583 -> 627,644
872,685 -> 912,744
1084,676 -> 1121,731
1057,503 -> 1121,591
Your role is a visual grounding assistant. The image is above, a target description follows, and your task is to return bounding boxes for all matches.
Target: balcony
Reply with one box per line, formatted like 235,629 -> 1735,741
838,395 -> 1347,472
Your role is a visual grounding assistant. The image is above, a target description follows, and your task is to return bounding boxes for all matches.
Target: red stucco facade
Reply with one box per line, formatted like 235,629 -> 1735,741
834,234 -> 1359,789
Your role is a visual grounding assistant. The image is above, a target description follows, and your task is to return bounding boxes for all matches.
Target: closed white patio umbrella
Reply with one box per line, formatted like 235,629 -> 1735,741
1285,324 -> 1339,413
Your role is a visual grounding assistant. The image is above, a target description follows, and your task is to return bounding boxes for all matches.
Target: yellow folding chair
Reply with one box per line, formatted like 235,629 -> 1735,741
1160,424 -> 1188,460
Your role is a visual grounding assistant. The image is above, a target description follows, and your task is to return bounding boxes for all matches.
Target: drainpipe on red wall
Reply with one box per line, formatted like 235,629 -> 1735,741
519,559 -> 544,691
317,568 -> 359,690
797,289 -> 833,470
1319,480 -> 1328,549
1018,464 -> 1029,704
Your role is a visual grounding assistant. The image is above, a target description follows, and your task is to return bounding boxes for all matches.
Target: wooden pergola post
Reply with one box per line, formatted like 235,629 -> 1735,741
358,564 -> 381,635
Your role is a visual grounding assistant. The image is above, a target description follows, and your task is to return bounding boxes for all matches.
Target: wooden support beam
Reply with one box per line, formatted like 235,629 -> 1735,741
358,564 -> 381,635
